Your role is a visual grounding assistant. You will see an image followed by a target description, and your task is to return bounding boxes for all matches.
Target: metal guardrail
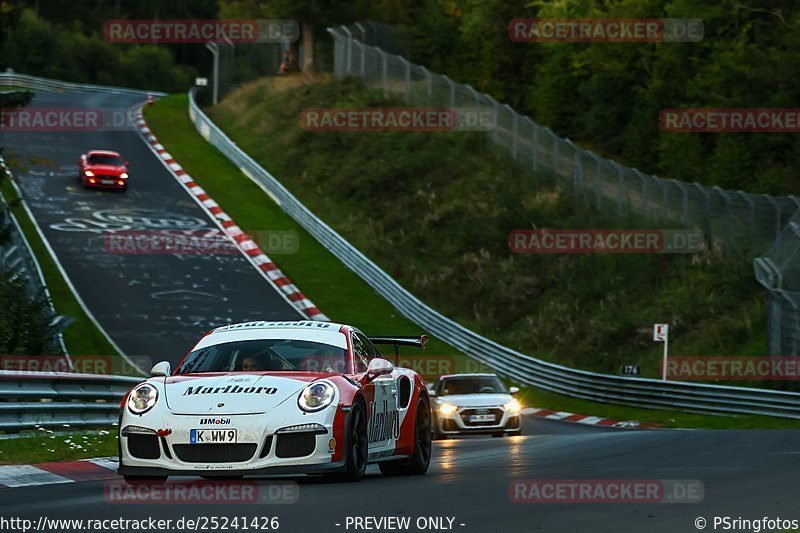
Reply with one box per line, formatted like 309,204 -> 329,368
0,72 -> 166,96
0,371 -> 141,430
187,88 -> 800,418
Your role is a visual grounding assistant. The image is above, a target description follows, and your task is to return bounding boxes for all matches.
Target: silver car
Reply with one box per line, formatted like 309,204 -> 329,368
430,373 -> 522,438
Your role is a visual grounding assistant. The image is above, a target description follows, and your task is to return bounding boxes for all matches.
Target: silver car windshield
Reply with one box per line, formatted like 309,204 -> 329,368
438,376 -> 507,395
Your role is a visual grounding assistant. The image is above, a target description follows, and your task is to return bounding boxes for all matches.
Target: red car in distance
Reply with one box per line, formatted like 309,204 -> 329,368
78,150 -> 129,190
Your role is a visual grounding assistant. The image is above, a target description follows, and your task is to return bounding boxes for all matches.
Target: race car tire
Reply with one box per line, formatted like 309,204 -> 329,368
328,400 -> 368,482
379,398 -> 431,476
492,432 -> 505,438
123,475 -> 167,486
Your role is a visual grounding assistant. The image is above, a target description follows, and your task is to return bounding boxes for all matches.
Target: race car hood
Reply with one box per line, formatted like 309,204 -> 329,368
436,393 -> 512,408
163,373 -> 309,415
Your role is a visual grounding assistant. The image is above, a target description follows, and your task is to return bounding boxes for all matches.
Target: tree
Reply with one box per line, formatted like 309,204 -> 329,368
223,0 -> 373,75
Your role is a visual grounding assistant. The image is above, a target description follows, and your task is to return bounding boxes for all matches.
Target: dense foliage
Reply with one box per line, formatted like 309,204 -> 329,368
0,1 -> 206,92
396,0 -> 800,195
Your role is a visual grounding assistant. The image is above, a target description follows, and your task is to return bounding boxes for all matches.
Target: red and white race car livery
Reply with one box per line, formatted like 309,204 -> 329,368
118,321 -> 431,482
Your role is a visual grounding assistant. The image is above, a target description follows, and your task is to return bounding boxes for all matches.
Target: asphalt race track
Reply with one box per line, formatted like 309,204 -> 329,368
0,90 -> 303,365
2,89 -> 800,533
0,418 -> 798,532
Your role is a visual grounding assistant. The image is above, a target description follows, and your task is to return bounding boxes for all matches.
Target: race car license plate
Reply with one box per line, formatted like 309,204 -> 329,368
101,179 -> 114,185
468,414 -> 496,423
190,429 -> 237,444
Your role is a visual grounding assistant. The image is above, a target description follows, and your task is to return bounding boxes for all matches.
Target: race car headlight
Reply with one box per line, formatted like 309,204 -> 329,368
119,172 -> 128,179
84,170 -> 94,176
298,381 -> 335,412
127,384 -> 158,415
438,403 -> 458,416
503,399 -> 522,414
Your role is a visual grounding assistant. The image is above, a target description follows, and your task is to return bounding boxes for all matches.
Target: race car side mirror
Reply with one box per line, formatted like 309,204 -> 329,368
362,358 -> 393,384
150,361 -> 171,377
509,386 -> 520,395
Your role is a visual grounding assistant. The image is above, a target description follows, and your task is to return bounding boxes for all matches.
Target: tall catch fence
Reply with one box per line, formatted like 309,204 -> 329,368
327,24 -> 800,356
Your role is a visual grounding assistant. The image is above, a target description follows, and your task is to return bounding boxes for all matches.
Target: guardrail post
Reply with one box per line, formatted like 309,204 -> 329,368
736,191 -> 756,247
205,42 -> 219,105
614,161 -> 625,216
507,105 -> 518,161
568,142 -> 583,195
358,42 -> 366,77
765,196 -> 782,250
714,186 -> 732,251
342,26 -> 353,75
377,49 -> 388,95
551,130 -> 559,174
679,181 -> 689,224
354,22 -> 367,43
402,57 -> 411,100
635,170 -> 649,213
592,153 -> 602,208
420,66 -> 433,101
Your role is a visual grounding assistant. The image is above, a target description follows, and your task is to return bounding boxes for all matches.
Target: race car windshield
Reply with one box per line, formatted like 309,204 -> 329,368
88,154 -> 124,165
176,339 -> 350,374
438,376 -> 508,395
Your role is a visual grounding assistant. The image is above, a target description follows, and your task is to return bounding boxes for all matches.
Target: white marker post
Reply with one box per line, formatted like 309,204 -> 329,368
653,324 -> 669,380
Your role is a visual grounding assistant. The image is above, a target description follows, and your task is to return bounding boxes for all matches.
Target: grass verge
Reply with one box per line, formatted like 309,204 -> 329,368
0,430 -> 116,465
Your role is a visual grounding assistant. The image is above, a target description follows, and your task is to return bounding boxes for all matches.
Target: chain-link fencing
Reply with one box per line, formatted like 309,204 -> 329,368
327,24 -> 800,355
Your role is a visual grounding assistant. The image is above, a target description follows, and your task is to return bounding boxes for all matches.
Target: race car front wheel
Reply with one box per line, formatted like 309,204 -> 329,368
379,398 -> 432,476
330,400 -> 368,482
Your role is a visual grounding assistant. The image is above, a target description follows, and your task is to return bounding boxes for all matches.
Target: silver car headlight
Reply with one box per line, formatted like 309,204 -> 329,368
127,383 -> 158,415
298,381 -> 335,412
438,402 -> 458,416
503,398 -> 522,414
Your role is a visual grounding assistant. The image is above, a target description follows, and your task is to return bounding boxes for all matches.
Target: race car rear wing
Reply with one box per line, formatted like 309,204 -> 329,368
369,335 -> 428,365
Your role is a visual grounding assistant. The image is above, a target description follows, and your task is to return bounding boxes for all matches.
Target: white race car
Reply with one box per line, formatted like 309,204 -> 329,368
118,321 -> 431,483
430,373 -> 522,438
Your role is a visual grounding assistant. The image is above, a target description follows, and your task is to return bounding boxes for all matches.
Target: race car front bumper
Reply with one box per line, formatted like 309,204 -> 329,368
433,405 -> 521,436
118,408 -> 347,477
83,176 -> 128,189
